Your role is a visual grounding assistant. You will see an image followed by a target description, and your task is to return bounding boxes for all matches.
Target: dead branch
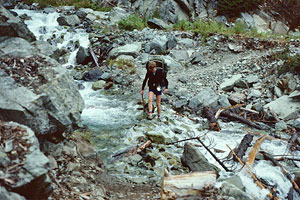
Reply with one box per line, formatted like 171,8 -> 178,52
233,134 -> 254,162
215,104 -> 244,119
167,136 -> 201,145
202,106 -> 221,131
174,112 -> 199,123
226,145 -> 275,199
125,140 -> 152,157
240,107 -> 259,114
221,110 -> 264,130
197,138 -> 231,172
89,47 -> 99,67
260,151 -> 300,196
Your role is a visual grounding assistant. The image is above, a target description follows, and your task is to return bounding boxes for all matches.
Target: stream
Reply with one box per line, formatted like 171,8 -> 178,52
14,8 -> 300,199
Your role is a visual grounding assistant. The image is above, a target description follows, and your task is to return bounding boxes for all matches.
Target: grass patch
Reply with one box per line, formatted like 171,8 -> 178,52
118,14 -> 147,31
24,0 -> 112,11
109,59 -> 136,73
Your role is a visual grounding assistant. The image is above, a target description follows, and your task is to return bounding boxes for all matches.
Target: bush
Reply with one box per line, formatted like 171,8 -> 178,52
118,14 -> 147,31
272,48 -> 300,75
217,0 -> 263,17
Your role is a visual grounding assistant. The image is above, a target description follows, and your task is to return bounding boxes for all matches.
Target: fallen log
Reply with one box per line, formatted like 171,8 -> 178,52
233,134 -> 254,162
260,151 -> 300,196
215,104 -> 244,120
202,106 -> 220,131
161,169 -> 217,200
220,110 -> 263,130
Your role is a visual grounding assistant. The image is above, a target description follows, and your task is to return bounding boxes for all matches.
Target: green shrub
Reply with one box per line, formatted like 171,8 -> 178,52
230,21 -> 247,34
118,14 -> 147,31
217,0 -> 263,17
109,59 -> 136,71
173,20 -> 192,31
272,48 -> 300,75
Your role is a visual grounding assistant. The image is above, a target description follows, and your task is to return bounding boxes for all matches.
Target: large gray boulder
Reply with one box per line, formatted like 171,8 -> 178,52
0,121 -> 52,199
108,42 -> 142,59
188,88 -> 219,111
0,48 -> 84,141
0,5 -> 36,42
0,37 -> 36,57
264,95 -> 300,120
181,143 -> 220,174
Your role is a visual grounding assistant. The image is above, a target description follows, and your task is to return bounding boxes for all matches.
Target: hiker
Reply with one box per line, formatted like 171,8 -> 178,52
141,61 -> 168,119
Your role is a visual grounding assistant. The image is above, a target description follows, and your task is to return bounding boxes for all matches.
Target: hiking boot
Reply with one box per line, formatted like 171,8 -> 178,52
147,112 -> 154,120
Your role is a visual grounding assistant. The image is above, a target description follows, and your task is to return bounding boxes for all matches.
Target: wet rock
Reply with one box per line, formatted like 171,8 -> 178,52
83,68 -> 103,81
32,40 -> 62,61
293,118 -> 300,129
275,120 -> 287,131
0,186 -> 26,200
57,15 -> 80,26
145,131 -> 166,144
219,181 -> 253,200
76,46 -> 90,65
0,5 -> 36,42
181,143 -> 220,174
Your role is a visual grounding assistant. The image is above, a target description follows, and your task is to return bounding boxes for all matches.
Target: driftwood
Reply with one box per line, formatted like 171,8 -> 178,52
89,47 -> 99,67
112,140 -> 152,158
125,140 -> 152,157
227,145 -> 275,199
197,138 -> 231,172
233,134 -> 254,162
246,136 -> 266,167
261,151 -> 300,196
161,169 -> 216,200
215,104 -> 244,119
167,136 -> 201,145
202,106 -> 221,131
220,110 -> 263,129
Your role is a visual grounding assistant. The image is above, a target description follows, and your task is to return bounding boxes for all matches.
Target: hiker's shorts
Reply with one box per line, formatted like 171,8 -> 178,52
149,88 -> 162,96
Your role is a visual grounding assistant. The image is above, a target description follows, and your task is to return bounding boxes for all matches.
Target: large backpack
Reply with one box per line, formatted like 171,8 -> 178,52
145,57 -> 168,78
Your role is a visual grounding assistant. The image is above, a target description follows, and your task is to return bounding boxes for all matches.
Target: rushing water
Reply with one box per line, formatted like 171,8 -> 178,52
14,8 -> 300,199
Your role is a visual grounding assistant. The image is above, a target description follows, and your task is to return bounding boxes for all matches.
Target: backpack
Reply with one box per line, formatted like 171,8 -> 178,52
145,57 -> 168,78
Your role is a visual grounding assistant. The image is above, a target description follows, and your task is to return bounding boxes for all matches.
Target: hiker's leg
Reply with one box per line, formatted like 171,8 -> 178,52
148,91 -> 154,113
156,94 -> 162,116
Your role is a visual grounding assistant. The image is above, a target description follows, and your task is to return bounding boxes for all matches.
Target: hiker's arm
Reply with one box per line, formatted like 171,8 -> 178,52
141,72 -> 149,91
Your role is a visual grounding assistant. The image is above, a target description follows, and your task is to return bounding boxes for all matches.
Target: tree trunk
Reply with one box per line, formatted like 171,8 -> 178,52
202,106 -> 221,131
161,169 -> 217,200
233,134 -> 254,162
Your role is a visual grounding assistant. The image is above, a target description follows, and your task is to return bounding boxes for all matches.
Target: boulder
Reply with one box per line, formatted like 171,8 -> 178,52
220,74 -> 242,91
108,43 -> 142,59
76,46 -> 90,65
0,186 -> 26,200
147,18 -> 170,30
264,95 -> 300,120
0,5 -> 36,42
0,54 -> 84,141
181,143 -> 220,174
57,15 -> 81,26
145,35 -> 168,54
32,40 -> 62,61
0,37 -> 36,57
0,121 -> 51,199
188,88 -> 218,111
